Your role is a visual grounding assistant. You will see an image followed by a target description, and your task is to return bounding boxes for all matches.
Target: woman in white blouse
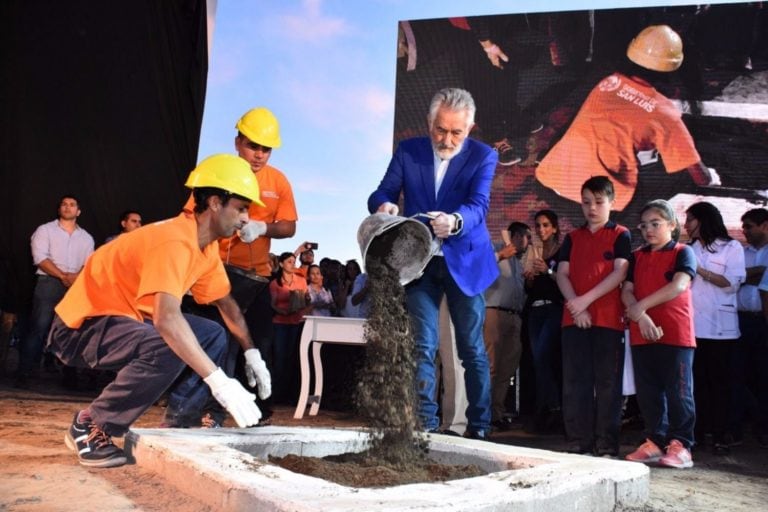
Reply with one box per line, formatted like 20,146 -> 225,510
684,201 -> 746,455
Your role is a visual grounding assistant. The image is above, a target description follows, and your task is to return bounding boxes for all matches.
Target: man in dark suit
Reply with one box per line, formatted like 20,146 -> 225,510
368,88 -> 498,439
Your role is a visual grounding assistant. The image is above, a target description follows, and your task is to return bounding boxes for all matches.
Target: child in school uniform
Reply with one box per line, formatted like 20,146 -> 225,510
556,176 -> 631,457
622,199 -> 697,469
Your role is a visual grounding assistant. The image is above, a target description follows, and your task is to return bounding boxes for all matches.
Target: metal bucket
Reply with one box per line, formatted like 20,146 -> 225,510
357,213 -> 435,285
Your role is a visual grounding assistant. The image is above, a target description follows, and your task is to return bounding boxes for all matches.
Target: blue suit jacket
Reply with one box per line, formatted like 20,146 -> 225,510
368,137 -> 499,296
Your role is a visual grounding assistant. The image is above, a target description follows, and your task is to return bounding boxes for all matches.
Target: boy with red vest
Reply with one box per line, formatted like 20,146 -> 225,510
556,176 -> 631,456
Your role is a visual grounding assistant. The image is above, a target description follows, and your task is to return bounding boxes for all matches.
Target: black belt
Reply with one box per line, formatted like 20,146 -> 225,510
225,264 -> 269,283
487,306 -> 521,315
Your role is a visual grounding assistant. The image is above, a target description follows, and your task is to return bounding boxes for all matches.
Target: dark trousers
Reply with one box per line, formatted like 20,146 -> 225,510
528,303 -> 563,413
730,313 -> 768,437
633,344 -> 696,449
17,275 -> 66,375
561,325 -> 625,454
182,270 -> 275,416
271,322 -> 303,404
48,313 -> 227,436
238,279 -> 274,414
694,338 -> 735,444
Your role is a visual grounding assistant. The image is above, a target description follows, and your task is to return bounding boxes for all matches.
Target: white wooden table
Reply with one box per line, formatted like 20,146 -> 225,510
293,316 -> 367,419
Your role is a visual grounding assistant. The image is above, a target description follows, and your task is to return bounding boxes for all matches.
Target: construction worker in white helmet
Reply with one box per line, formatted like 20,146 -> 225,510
48,154 -> 272,468
535,24 -> 720,224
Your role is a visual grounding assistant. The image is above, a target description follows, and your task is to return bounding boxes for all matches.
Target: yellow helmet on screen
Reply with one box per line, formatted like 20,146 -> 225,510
627,25 -> 683,72
184,154 -> 265,206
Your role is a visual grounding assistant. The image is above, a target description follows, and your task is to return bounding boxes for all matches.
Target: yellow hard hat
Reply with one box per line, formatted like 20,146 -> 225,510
626,25 -> 683,72
235,107 -> 282,148
185,154 -> 265,206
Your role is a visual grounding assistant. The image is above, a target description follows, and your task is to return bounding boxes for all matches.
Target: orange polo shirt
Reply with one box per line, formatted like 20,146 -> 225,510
55,212 -> 230,328
536,72 -> 701,211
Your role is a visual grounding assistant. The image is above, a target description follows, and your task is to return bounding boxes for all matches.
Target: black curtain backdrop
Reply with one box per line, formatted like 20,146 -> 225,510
0,0 -> 208,313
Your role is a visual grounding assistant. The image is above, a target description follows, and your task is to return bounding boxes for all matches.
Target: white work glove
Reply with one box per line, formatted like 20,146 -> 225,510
238,220 -> 267,243
377,202 -> 399,216
243,348 -> 272,400
204,368 -> 262,427
428,211 -> 457,239
707,167 -> 722,187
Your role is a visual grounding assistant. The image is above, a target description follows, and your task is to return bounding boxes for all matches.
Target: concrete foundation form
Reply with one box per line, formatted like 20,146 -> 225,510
125,426 -> 649,511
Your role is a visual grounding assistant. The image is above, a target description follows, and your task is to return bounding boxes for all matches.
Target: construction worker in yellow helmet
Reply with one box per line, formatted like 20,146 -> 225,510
535,24 -> 719,225
203,107 -> 299,421
48,154 -> 273,468
185,153 -> 265,207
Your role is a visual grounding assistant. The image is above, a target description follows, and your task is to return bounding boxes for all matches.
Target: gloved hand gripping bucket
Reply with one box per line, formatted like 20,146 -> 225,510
357,213 -> 434,285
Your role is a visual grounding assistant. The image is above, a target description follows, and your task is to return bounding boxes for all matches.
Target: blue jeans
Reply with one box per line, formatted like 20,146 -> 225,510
561,326 -> 624,454
632,344 -> 696,449
406,257 -> 491,432
164,315 -> 229,425
48,313 -> 227,435
528,303 -> 563,413
17,275 -> 66,375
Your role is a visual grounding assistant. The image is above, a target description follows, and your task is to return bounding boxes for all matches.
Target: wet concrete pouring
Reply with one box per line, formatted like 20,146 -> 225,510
269,233 -> 485,487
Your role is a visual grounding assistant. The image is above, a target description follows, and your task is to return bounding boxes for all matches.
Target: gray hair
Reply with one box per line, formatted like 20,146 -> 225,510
428,88 -> 476,127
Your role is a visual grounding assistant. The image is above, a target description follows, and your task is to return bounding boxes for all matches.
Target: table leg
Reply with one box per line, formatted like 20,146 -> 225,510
308,341 -> 324,416
293,320 -> 314,419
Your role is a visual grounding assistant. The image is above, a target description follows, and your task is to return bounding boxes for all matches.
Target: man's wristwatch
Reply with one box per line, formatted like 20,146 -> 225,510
450,213 -> 463,235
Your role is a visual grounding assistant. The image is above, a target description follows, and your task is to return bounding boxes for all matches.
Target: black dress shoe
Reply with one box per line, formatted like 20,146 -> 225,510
491,418 -> 515,432
427,428 -> 461,437
565,443 -> 593,455
464,429 -> 489,440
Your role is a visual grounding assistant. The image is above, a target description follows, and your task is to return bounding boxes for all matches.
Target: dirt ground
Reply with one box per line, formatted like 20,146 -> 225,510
1,370 -> 767,512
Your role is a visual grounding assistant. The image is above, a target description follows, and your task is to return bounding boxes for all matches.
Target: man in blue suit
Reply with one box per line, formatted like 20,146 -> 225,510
368,88 -> 498,439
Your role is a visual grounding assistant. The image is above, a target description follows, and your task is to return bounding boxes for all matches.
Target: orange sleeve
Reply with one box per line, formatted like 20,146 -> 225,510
652,105 -> 701,173
272,172 -> 298,222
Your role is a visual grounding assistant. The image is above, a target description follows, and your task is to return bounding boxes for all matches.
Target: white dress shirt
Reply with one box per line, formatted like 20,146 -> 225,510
737,244 -> 768,312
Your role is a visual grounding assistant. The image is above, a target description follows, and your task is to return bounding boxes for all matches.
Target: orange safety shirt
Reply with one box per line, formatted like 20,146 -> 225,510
55,212 -> 230,328
536,72 -> 701,211
183,163 -> 297,277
